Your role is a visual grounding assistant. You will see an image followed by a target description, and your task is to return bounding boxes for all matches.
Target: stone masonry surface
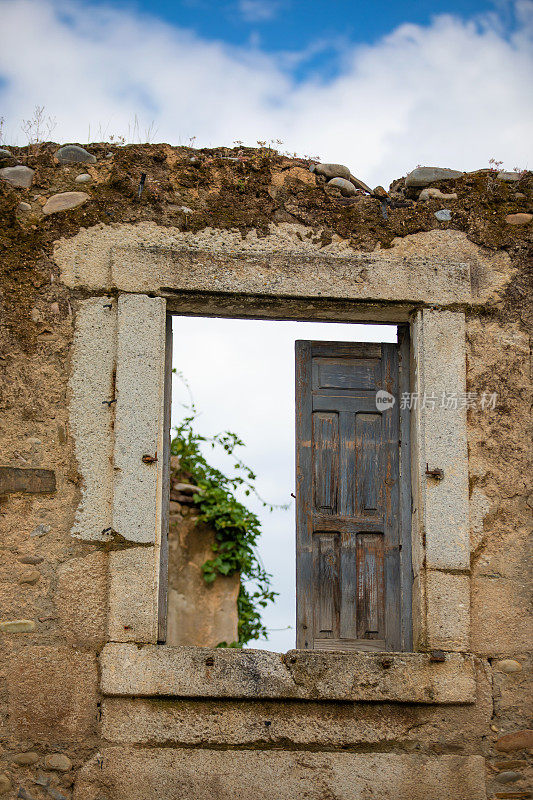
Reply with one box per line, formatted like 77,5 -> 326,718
0,142 -> 531,800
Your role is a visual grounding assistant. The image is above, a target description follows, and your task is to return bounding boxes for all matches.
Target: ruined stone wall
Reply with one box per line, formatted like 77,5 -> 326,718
0,142 -> 531,800
166,461 -> 239,648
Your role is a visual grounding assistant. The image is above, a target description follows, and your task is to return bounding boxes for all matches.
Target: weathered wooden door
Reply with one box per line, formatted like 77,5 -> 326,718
295,338 -> 410,652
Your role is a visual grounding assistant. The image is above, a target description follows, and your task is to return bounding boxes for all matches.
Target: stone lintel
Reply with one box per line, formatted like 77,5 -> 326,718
55,223 -> 512,310
111,244 -> 472,306
100,643 -> 476,704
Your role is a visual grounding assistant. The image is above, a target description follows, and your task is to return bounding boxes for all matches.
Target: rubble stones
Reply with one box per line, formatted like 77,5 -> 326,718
505,213 -> 532,225
493,762 -> 528,771
55,145 -> 96,165
42,192 -> 89,215
419,188 -> 458,201
75,173 -> 92,184
495,730 -> 533,752
30,524 -> 50,537
0,148 -> 16,166
47,788 -> 69,800
0,774 -> 10,794
310,162 -> 351,181
497,171 -> 520,182
17,789 -> 36,800
19,556 -> 44,564
174,483 -> 203,495
405,167 -> 463,187
0,620 -> 35,633
496,659 -> 522,673
18,202 -> 32,212
12,752 -> 39,766
43,754 -> 71,772
309,163 -> 372,194
495,771 -> 521,783
327,177 -> 357,196
0,165 -> 35,188
18,569 -> 40,584
435,209 -> 452,222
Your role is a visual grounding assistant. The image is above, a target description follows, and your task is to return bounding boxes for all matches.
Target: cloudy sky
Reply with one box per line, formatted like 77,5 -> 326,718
2,0 -> 531,650
1,0 -> 532,185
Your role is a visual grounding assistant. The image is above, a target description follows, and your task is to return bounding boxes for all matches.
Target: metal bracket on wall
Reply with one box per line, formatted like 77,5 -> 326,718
425,464 -> 444,480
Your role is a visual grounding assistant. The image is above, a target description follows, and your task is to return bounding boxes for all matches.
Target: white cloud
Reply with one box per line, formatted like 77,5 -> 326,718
237,0 -> 281,22
1,0 -> 532,184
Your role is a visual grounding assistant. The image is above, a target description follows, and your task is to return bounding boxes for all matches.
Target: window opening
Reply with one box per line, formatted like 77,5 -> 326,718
164,316 -> 409,653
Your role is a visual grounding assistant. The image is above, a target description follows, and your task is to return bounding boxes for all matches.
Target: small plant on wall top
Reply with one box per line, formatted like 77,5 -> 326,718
170,373 -> 284,646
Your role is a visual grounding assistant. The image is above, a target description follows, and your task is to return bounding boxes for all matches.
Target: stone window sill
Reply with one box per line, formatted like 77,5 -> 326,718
100,643 -> 476,704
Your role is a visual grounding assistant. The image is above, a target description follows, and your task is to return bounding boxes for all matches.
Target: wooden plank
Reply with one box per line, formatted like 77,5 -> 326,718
312,394 -> 379,413
0,467 -> 56,495
313,638 -> 386,652
356,533 -> 385,639
295,341 -> 313,649
309,342 -> 382,359
312,515 -> 384,533
356,413 -> 380,513
157,314 -> 173,643
312,412 -> 339,514
398,324 -> 413,651
313,358 -> 381,391
339,534 -> 358,639
313,533 -> 339,637
339,411 -> 356,517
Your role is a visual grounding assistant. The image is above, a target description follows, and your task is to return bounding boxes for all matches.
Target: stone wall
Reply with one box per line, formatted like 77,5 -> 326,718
0,142 -> 531,800
166,460 -> 239,647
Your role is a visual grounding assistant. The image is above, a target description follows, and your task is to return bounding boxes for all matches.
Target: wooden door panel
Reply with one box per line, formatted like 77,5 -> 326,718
296,339 -> 407,652
313,532 -> 340,638
356,532 -> 385,640
312,412 -> 339,514
356,413 -> 381,514
313,357 -> 381,391
339,411 -> 357,517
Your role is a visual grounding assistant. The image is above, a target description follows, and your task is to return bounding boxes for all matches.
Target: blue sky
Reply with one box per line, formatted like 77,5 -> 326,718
79,0 -> 523,81
75,0 -> 528,88
84,0 -> 513,53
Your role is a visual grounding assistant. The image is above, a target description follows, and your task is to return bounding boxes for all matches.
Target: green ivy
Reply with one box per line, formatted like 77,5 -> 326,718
170,379 -> 284,646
